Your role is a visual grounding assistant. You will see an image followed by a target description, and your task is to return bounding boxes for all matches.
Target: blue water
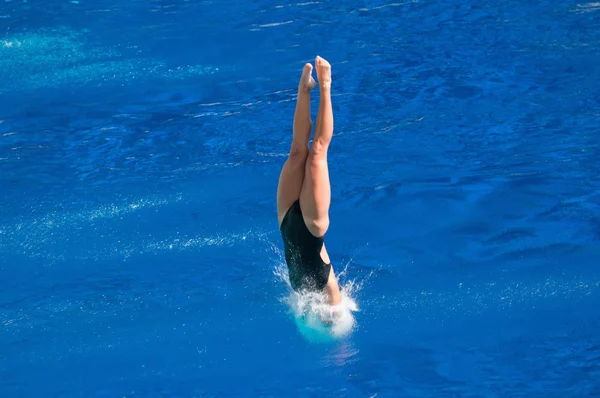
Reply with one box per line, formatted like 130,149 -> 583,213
1,0 -> 600,396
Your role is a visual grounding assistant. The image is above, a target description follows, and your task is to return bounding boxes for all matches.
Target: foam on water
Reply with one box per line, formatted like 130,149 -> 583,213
273,262 -> 360,343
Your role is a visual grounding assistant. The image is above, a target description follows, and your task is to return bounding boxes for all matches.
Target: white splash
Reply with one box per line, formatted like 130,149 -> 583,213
274,262 -> 360,343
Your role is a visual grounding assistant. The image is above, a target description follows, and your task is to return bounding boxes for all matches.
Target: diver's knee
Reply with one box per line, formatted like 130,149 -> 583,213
289,144 -> 309,161
309,140 -> 329,158
306,217 -> 329,237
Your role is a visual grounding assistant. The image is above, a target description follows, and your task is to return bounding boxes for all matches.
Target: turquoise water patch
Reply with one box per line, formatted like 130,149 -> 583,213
0,27 -> 217,93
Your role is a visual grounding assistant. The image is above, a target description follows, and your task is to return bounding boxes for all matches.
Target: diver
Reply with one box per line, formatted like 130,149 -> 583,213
277,56 -> 342,306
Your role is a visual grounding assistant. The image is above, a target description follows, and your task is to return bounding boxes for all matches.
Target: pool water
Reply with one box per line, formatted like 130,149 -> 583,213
1,0 -> 600,396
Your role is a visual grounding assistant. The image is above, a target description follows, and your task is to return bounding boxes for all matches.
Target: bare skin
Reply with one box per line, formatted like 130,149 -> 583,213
277,56 -> 342,306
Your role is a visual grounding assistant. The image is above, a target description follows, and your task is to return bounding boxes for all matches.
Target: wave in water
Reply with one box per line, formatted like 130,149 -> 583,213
0,27 -> 218,94
0,194 -> 266,262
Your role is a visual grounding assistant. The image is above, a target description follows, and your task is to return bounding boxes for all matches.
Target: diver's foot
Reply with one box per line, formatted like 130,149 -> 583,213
298,63 -> 316,93
315,56 -> 332,88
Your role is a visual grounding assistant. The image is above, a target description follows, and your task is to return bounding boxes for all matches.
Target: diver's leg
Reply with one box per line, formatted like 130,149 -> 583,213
299,56 -> 342,305
277,63 -> 316,225
299,56 -> 333,237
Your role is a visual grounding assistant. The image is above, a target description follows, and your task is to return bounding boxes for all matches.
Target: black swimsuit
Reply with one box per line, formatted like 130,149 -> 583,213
280,200 -> 331,292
